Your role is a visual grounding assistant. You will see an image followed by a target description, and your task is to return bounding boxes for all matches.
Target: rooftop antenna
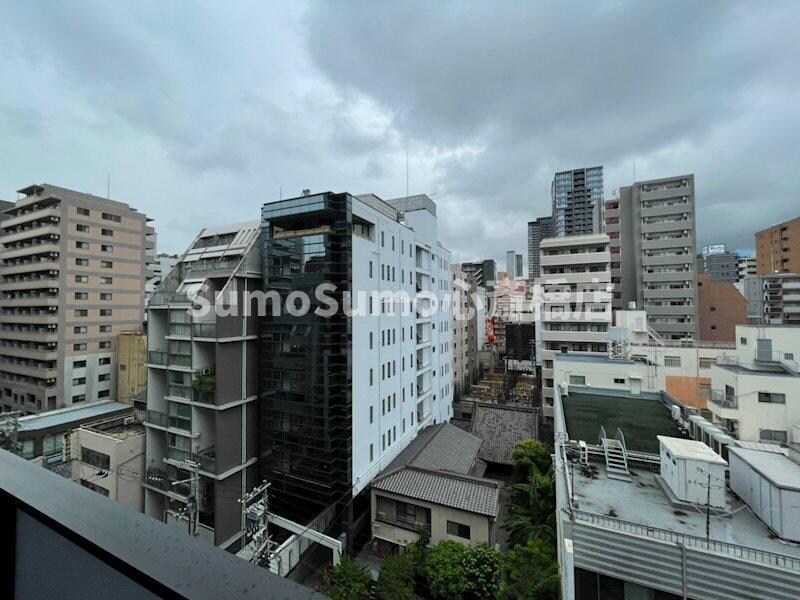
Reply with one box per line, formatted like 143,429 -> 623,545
107,173 -> 110,199
632,161 -> 636,182
279,185 -> 283,201
405,145 -> 409,198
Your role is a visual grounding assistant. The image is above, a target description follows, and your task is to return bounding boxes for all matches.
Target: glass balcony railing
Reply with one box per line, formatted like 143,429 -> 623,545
168,384 -> 192,400
169,323 -> 192,336
167,447 -> 191,462
168,353 -> 191,367
192,323 -> 216,338
147,350 -> 167,365
145,410 -> 169,427
193,388 -> 215,404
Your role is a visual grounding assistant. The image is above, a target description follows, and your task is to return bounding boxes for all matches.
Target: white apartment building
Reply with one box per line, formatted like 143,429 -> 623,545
452,266 -> 479,398
144,221 -> 261,549
70,415 -> 145,512
259,192 -> 453,537
709,324 -> 800,443
540,233 -> 611,405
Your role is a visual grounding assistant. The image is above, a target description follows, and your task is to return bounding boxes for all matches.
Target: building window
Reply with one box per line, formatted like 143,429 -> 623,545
665,356 -> 681,367
369,444 -> 373,462
75,258 -> 89,266
569,375 -> 585,385
73,326 -> 87,334
77,207 -> 90,216
101,244 -> 113,253
99,357 -> 111,365
100,277 -> 113,285
72,394 -> 86,403
75,309 -> 88,317
446,521 -> 471,539
73,360 -> 86,368
77,224 -> 89,233
81,447 -> 110,470
76,241 -> 89,249
100,293 -> 112,300
758,392 -> 786,404
101,261 -> 113,268
73,343 -> 87,351
101,228 -> 113,236
100,309 -> 112,316
100,325 -> 111,333
75,292 -> 88,300
75,275 -> 88,283
72,377 -> 86,385
101,212 -> 121,222
760,429 -> 788,443
740,337 -> 747,345
80,480 -> 109,497
710,325 -> 717,332
99,341 -> 111,349
369,406 -> 373,424
369,261 -> 373,278
98,390 -> 110,398
613,378 -> 625,384
709,306 -> 716,312
699,358 -> 713,369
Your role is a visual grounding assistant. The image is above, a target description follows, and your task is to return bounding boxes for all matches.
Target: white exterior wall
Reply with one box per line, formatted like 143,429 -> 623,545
709,326 -> 800,443
71,426 -> 145,512
351,203 -> 452,495
554,356 -> 653,395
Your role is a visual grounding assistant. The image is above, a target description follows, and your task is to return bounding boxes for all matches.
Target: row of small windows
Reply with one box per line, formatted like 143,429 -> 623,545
368,411 -> 417,462
76,207 -> 122,223
73,325 -> 113,334
76,258 -> 113,268
75,275 -> 114,284
72,372 -> 111,385
75,241 -> 115,252
72,358 -> 111,369
76,224 -> 114,236
73,341 -> 112,351
74,292 -> 114,301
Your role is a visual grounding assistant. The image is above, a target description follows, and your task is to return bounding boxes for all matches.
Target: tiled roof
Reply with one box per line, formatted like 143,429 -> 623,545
469,403 -> 538,465
371,423 -> 500,517
373,467 -> 500,517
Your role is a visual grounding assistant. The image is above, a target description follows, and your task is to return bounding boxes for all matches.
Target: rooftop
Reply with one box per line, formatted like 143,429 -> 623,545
657,436 -> 727,464
563,391 -> 690,453
729,447 -> 800,492
84,419 -> 145,441
571,461 -> 800,562
469,403 -> 539,465
372,423 -> 502,517
18,401 -> 132,433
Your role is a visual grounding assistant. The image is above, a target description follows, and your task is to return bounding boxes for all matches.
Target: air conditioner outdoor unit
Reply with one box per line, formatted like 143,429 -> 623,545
201,367 -> 214,376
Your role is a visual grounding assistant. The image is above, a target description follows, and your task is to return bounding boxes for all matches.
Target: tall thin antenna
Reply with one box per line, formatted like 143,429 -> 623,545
632,161 -> 636,182
405,146 -> 409,198
280,185 -> 283,201
107,173 -> 111,199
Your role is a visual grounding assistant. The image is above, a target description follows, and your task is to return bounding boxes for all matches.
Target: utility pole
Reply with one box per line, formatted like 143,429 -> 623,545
239,480 -> 271,565
705,470 -> 712,542
174,459 -> 200,538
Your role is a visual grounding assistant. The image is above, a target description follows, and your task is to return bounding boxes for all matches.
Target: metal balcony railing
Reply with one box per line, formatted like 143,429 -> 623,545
572,510 -> 800,572
709,389 -> 738,409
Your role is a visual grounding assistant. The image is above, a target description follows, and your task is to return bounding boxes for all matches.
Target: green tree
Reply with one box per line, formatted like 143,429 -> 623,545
461,543 -> 502,599
425,541 -> 502,600
426,540 -> 468,599
323,556 -> 371,600
499,537 -> 560,600
511,439 -> 552,482
376,553 -> 415,600
504,469 -> 556,547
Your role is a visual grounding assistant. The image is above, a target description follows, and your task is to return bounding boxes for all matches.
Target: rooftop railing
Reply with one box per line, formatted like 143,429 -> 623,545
709,389 -> 738,409
572,509 -> 800,572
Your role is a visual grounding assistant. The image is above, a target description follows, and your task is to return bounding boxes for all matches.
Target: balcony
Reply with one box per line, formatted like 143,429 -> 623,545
147,350 -> 168,366
167,383 -> 192,401
192,374 -> 216,404
168,353 -> 192,368
192,322 -> 216,338
145,410 -> 169,428
196,447 -> 216,473
168,323 -> 192,337
709,389 -> 738,409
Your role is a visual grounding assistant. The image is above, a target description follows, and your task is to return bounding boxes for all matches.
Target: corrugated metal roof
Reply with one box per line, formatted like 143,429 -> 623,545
730,447 -> 800,491
373,467 -> 500,517
18,401 -> 131,432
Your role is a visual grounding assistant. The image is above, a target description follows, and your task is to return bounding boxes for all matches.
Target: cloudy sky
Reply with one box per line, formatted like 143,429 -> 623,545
1,1 -> 798,268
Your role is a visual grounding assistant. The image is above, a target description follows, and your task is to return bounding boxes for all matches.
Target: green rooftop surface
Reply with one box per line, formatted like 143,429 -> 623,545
563,391 -> 690,454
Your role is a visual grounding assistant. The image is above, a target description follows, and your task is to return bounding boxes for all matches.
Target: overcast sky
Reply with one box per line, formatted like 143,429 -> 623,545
1,1 -> 798,268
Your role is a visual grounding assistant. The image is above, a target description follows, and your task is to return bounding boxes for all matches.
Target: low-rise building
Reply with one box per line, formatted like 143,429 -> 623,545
370,423 -> 501,551
13,400 -> 132,468
553,386 -> 800,600
708,324 -> 800,443
70,415 -> 145,512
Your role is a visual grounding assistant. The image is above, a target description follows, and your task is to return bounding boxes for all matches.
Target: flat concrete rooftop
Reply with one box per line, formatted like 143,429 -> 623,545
572,462 -> 800,561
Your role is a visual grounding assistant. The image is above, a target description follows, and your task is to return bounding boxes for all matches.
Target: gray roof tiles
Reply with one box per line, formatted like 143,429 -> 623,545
469,404 -> 538,465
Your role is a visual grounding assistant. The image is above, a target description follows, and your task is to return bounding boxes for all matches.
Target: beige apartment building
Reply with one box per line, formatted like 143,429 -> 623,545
0,184 -> 152,413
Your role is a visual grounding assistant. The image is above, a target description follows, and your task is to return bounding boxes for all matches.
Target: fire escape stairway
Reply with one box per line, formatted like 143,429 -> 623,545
600,426 -> 631,481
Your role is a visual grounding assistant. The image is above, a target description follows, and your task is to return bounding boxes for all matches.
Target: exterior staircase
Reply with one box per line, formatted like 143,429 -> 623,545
600,426 -> 631,481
